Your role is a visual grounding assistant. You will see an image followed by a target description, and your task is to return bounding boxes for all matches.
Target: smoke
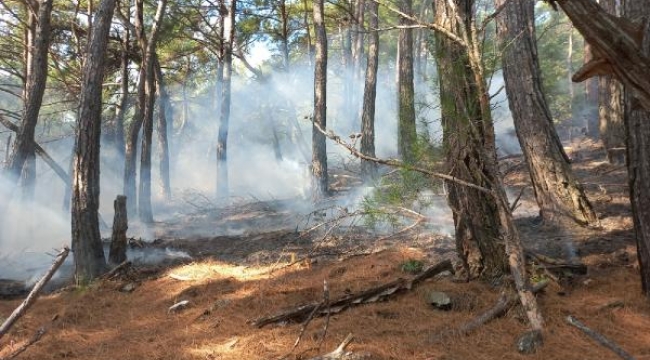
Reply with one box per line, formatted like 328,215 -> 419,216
0,44 -> 526,282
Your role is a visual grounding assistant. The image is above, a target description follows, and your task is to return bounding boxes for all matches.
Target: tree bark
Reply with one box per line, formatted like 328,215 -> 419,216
360,0 -> 378,181
4,0 -> 53,193
434,0 -> 507,279
114,24 -> 129,161
138,0 -> 167,224
583,42 -> 599,138
495,0 -> 598,226
217,0 -> 236,200
598,0 -> 626,165
72,0 -> 117,284
623,0 -> 650,298
154,56 -> 172,200
311,0 -> 328,201
123,0 -> 147,215
397,0 -> 416,164
109,195 -> 128,264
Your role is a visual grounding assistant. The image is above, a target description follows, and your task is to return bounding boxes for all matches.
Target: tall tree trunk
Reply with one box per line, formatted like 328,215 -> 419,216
434,0 -> 507,279
360,0 -> 378,181
397,0 -> 416,163
217,0 -> 236,200
114,25 -> 129,161
154,56 -> 172,200
280,0 -> 290,70
4,0 -> 54,192
495,0 -> 598,226
583,41 -> 599,138
341,18 -> 354,133
598,0 -> 625,164
302,0 -> 314,65
623,0 -> 650,297
123,66 -> 145,214
311,0 -> 328,201
72,0 -> 117,284
352,0 -> 365,82
138,0 -> 167,223
123,0 -> 147,214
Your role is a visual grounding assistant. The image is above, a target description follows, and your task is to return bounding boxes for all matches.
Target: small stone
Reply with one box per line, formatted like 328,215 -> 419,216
425,291 -> 452,310
120,283 -> 137,293
516,330 -> 543,354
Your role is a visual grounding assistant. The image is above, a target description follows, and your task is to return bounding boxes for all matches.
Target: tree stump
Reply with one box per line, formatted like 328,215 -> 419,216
109,195 -> 128,264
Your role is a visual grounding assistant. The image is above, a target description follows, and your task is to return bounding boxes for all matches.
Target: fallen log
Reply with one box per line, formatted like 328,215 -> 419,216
0,247 -> 69,341
566,315 -> 636,360
0,327 -> 46,360
249,259 -> 453,328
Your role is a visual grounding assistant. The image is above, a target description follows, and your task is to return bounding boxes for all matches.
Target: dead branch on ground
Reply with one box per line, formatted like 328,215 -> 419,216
250,260 -> 453,328
316,124 -> 545,336
0,247 -> 69,341
0,327 -> 46,360
566,315 -> 636,360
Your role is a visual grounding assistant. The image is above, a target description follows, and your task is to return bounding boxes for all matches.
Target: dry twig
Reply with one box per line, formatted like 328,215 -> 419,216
0,247 -> 69,341
566,315 -> 636,360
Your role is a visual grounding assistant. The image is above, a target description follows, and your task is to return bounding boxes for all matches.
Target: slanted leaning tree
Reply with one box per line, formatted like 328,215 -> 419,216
3,0 -> 54,198
495,0 -> 598,226
72,0 -> 117,284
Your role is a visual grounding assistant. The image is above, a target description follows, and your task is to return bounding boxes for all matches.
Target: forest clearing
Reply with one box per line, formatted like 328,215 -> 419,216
2,0 -> 650,359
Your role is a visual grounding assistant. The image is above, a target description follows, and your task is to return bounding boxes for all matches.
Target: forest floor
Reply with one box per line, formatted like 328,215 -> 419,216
2,140 -> 650,360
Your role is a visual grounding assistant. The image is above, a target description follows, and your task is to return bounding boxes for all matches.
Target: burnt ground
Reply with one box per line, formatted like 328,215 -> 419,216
1,140 -> 649,360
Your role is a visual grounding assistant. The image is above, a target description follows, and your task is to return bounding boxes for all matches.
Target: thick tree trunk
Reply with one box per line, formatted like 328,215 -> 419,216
623,0 -> 650,297
311,0 -> 328,201
4,0 -> 53,189
434,0 -> 507,279
72,0 -> 117,284
598,0 -> 625,165
217,0 -> 235,200
360,0 -> 378,181
495,0 -> 598,226
397,0 -> 416,164
154,56 -> 172,200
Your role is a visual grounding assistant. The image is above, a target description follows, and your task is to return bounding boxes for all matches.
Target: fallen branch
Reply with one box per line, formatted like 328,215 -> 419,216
0,247 -> 69,341
566,315 -> 636,360
0,327 -> 46,360
250,260 -> 453,328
